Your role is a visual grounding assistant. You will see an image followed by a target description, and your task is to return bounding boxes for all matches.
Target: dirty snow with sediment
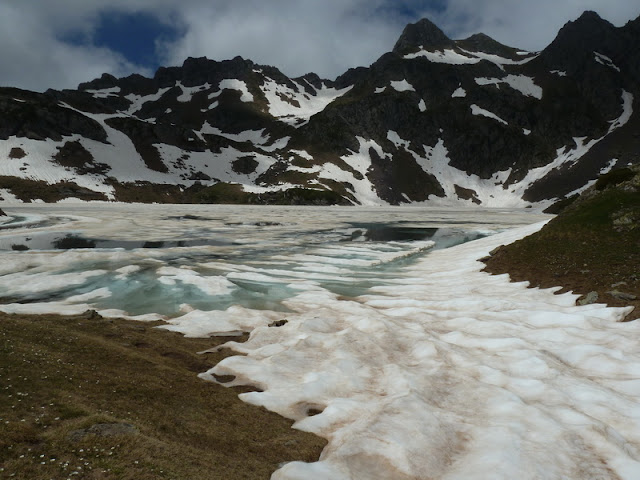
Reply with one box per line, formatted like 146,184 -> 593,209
1,204 -> 637,479
236,222 -> 639,480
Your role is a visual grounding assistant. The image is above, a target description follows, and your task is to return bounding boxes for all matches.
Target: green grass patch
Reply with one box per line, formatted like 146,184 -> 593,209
595,167 -> 635,191
192,182 -> 251,204
108,181 -> 187,204
0,176 -> 107,203
193,182 -> 349,205
543,194 -> 579,214
545,188 -> 640,230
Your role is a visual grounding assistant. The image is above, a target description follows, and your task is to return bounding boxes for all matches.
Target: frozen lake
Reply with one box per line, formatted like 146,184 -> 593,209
0,204 -> 543,320
1,204 -> 639,479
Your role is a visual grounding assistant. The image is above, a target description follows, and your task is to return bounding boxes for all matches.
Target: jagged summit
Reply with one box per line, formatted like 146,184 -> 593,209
563,10 -> 616,37
624,13 -> 640,32
574,10 -> 606,23
456,32 -> 524,59
392,18 -> 454,53
154,56 -> 256,88
78,73 -> 119,91
538,9 -> 622,72
547,10 -> 616,50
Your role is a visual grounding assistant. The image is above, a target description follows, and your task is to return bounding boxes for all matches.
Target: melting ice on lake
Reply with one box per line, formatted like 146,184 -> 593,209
1,204 -> 638,480
0,204 -> 503,318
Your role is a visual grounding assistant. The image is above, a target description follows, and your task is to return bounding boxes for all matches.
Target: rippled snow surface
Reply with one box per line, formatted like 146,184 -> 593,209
1,204 -> 638,480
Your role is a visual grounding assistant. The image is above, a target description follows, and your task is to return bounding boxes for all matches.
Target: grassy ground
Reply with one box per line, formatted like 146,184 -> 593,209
0,312 -> 326,479
484,166 -> 639,321
0,176 -> 350,206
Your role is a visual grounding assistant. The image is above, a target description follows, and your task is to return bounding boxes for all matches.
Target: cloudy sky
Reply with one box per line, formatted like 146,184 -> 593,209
2,0 -> 639,92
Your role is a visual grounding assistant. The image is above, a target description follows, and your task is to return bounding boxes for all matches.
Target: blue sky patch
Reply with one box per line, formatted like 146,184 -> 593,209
93,11 -> 181,69
377,0 -> 448,23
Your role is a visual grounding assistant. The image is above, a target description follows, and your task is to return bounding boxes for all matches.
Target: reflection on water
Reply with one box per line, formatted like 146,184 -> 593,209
348,224 -> 439,242
0,226 -> 486,252
0,233 -> 237,251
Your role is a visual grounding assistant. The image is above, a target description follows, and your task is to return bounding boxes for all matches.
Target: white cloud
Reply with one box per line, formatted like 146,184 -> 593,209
0,3 -> 150,91
0,1 -> 639,92
423,0 -> 640,51
156,0 -> 403,78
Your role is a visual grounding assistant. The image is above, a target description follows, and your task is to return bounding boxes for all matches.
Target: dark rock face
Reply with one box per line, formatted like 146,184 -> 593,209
154,56 -> 254,89
0,89 -> 107,142
454,184 -> 481,204
456,33 -> 523,59
77,73 -> 119,91
54,140 -> 111,176
232,156 -> 259,175
367,147 -> 445,204
531,11 -> 628,120
0,10 -> 639,206
8,147 -> 26,159
541,11 -> 617,67
393,18 -> 455,53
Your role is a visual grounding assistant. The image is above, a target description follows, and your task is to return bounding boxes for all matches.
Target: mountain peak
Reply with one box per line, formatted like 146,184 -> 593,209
464,33 -> 494,42
393,18 -> 454,53
558,9 -> 615,37
456,33 -> 522,59
78,73 -> 119,92
575,10 -> 604,23
541,10 -> 619,66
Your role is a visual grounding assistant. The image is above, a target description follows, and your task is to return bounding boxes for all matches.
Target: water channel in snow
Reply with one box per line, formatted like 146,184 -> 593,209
1,203 -> 638,479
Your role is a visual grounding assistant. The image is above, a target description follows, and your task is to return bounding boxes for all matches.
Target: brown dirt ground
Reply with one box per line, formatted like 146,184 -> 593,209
0,311 -> 326,479
482,239 -> 639,322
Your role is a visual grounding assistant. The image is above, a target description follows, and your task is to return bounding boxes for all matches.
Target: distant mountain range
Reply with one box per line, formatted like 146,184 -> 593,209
1,11 -> 639,207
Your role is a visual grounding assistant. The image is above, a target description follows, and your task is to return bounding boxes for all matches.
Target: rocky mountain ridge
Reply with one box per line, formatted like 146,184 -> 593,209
0,10 -> 639,206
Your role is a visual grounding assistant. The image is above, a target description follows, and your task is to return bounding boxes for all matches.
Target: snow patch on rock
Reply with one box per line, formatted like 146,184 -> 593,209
470,105 -> 509,125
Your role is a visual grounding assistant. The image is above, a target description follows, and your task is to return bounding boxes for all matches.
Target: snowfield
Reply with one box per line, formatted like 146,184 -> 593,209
0,204 -> 637,480
211,222 -> 639,480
